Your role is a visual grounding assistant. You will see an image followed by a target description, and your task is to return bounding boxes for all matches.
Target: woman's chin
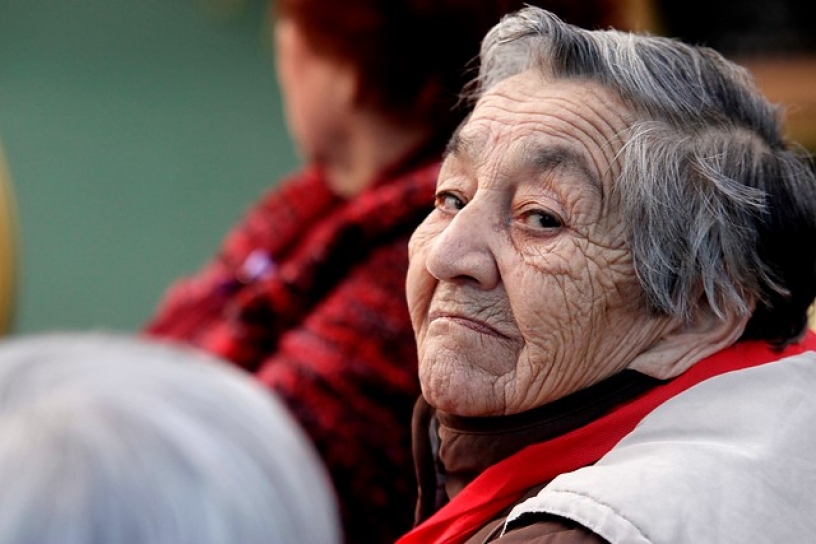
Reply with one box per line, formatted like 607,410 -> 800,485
420,367 -> 505,416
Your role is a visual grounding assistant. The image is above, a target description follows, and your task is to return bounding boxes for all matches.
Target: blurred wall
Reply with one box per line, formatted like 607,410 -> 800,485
0,0 -> 812,335
0,0 -> 298,334
651,0 -> 816,150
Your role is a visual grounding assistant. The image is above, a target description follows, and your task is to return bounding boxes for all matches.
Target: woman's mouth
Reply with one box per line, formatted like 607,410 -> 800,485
428,311 -> 510,339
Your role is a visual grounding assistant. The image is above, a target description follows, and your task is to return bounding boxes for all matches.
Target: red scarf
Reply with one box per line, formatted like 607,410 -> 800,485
397,332 -> 816,544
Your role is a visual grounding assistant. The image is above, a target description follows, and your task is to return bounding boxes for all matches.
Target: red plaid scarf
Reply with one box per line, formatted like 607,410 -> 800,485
145,160 -> 440,543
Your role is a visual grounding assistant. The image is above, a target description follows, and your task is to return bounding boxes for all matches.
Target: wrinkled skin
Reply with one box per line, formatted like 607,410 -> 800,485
406,70 -> 679,416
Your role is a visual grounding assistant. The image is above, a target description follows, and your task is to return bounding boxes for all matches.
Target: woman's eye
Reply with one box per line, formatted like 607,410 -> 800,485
434,192 -> 465,212
522,210 -> 562,230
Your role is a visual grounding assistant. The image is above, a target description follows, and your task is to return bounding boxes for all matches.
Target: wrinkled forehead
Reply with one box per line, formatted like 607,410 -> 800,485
450,70 -> 634,190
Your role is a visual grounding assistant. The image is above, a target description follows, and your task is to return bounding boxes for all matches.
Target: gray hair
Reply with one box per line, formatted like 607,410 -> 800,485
470,6 -> 816,343
0,332 -> 341,544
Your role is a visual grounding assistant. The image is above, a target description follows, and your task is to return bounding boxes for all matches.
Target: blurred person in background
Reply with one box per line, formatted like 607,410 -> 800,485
0,332 -> 340,544
144,1 -> 623,541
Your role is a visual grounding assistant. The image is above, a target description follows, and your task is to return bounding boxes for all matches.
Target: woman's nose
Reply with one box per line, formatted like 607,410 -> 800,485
424,203 -> 500,289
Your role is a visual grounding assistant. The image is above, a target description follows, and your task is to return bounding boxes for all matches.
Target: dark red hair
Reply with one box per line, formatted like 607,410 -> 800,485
274,0 -> 619,137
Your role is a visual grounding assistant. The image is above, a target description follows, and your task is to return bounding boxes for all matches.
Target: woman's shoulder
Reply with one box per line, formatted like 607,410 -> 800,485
506,350 -> 816,543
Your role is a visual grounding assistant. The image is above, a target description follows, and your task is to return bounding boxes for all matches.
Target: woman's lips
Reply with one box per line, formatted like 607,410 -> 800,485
428,311 -> 510,339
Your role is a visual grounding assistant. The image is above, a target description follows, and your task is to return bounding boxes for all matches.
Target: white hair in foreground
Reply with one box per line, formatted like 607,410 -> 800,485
0,332 -> 341,544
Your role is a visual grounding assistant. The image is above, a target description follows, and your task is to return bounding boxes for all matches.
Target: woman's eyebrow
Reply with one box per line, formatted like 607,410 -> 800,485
445,133 -> 603,197
528,146 -> 603,196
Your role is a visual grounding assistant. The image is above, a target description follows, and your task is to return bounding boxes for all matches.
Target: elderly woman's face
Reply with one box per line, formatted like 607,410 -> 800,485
407,69 -> 673,416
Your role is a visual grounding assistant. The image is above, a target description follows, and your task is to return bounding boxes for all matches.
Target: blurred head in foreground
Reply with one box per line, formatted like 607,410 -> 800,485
0,333 -> 341,544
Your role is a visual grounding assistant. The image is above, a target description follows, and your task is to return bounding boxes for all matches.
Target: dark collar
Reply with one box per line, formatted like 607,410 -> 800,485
412,370 -> 662,522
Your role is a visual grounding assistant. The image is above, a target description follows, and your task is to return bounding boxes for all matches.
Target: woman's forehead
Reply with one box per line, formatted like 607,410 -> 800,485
467,71 -> 631,135
450,71 -> 632,187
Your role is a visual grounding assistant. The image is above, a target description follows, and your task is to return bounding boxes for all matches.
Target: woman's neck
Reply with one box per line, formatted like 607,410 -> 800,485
322,111 -> 435,199
424,370 -> 661,507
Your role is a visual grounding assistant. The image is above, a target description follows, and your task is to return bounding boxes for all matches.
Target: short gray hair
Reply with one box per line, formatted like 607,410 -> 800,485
0,332 -> 341,544
470,6 -> 816,344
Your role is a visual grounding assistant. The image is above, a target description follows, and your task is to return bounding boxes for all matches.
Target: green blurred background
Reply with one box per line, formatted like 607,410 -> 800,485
0,0 -> 298,334
1,0 -> 813,335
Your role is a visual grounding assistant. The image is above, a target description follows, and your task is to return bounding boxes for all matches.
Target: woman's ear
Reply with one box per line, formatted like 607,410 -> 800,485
627,303 -> 752,380
340,64 -> 362,111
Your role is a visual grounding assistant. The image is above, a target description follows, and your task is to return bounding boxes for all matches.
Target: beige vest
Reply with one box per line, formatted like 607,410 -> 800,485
506,351 -> 816,543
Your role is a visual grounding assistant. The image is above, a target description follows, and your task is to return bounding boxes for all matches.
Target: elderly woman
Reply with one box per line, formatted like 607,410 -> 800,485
398,7 -> 816,544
